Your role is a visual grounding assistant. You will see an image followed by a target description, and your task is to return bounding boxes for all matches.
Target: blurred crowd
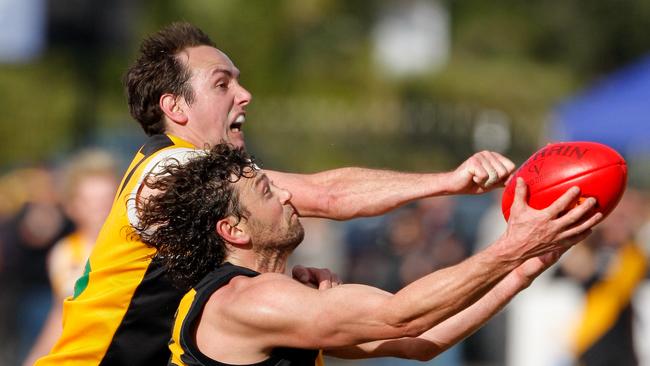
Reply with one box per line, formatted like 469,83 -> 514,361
0,150 -> 119,365
1,148 -> 649,366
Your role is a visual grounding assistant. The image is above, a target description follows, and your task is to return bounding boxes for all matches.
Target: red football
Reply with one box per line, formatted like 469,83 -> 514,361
501,141 -> 627,221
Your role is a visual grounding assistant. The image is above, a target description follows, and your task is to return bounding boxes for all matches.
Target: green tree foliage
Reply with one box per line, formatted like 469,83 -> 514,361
1,0 -> 649,170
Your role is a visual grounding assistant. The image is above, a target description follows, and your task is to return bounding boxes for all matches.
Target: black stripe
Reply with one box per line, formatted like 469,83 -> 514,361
99,257 -> 186,366
118,134 -> 175,196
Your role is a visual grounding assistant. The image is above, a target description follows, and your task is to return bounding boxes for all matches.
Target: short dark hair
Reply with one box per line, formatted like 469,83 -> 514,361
135,144 -> 257,289
125,22 -> 215,136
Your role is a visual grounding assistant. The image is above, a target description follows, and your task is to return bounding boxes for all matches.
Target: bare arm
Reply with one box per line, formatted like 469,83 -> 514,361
265,151 -> 516,219
325,249 -> 568,360
211,250 -> 518,353
203,181 -> 601,354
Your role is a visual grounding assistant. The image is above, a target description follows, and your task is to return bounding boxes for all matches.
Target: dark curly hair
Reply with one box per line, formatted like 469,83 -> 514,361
135,144 -> 257,289
125,22 -> 216,136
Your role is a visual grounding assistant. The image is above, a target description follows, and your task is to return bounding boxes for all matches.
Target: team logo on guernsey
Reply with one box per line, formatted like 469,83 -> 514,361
73,260 -> 91,299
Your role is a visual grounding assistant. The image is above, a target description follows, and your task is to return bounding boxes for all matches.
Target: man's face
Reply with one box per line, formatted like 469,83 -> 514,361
181,46 -> 252,148
236,172 -> 304,251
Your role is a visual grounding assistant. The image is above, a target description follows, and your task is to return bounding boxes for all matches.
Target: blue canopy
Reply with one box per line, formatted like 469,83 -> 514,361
550,54 -> 650,157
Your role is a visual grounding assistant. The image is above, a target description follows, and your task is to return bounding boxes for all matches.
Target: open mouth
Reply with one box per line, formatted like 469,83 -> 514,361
230,114 -> 246,132
289,207 -> 298,219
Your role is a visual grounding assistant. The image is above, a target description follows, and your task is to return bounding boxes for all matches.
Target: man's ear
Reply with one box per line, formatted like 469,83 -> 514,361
216,216 -> 250,246
160,93 -> 189,126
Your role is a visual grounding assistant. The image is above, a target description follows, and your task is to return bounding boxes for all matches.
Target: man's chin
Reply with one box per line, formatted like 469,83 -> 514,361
284,224 -> 305,251
228,132 -> 246,148
294,225 -> 305,244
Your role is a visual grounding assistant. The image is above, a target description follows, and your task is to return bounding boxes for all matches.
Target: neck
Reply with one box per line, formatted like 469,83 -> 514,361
226,247 -> 291,274
164,125 -> 205,149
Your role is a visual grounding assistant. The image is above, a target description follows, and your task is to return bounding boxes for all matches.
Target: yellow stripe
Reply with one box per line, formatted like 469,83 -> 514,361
315,350 -> 325,366
572,242 -> 647,355
169,289 -> 198,366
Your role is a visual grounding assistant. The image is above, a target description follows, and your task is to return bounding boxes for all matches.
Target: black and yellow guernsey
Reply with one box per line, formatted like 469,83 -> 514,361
36,134 -> 198,366
571,242 -> 647,365
170,263 -> 322,366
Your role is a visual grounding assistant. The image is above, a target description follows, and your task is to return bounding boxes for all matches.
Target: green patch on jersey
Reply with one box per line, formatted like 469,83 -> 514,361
73,260 -> 91,299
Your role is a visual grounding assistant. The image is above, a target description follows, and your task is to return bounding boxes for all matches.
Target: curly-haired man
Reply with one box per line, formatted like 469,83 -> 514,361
134,144 -> 601,366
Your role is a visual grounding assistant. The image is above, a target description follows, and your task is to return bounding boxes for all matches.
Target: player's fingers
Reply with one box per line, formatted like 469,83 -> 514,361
481,151 -> 509,176
555,197 -> 597,227
555,228 -> 593,248
467,163 -> 489,184
556,212 -> 603,241
318,278 -> 333,290
317,278 -> 330,290
331,273 -> 342,287
292,265 -> 319,288
511,178 -> 528,210
544,186 -> 581,218
492,152 -> 516,174
479,151 -> 509,186
310,267 -> 337,290
467,154 -> 490,185
291,265 -> 310,284
538,246 -> 570,266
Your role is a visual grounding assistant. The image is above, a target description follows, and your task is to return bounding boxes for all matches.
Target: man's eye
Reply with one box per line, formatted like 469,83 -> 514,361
215,79 -> 230,88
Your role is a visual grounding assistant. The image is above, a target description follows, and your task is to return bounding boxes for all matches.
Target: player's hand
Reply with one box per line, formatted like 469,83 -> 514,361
499,178 -> 603,260
497,246 -> 569,295
448,151 -> 515,194
292,265 -> 341,290
514,247 -> 567,285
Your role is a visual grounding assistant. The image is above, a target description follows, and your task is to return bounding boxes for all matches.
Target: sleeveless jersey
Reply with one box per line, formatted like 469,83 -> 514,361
170,263 -> 322,366
36,134 -> 198,366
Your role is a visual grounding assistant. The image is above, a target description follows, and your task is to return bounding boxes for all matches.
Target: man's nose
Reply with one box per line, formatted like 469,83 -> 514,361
279,188 -> 292,204
235,84 -> 252,106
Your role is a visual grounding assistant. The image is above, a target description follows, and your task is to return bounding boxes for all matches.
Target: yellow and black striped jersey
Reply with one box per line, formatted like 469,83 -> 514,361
36,134 -> 199,366
169,263 -> 322,366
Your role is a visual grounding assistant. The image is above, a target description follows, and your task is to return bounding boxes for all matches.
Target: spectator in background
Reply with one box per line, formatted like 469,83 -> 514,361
557,189 -> 648,366
0,167 -> 71,364
344,197 -> 468,366
470,191 -> 509,366
23,150 -> 119,366
345,197 -> 465,296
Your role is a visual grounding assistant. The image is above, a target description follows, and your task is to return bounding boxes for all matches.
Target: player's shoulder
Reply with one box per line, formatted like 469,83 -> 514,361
205,271 -> 309,330
209,272 -> 295,306
228,272 -> 294,292
146,147 -> 203,175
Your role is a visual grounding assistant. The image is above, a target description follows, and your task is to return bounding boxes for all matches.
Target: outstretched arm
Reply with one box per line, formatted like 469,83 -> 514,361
210,250 -> 518,356
325,249 -> 568,360
265,151 -> 515,219
203,182 -> 600,356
